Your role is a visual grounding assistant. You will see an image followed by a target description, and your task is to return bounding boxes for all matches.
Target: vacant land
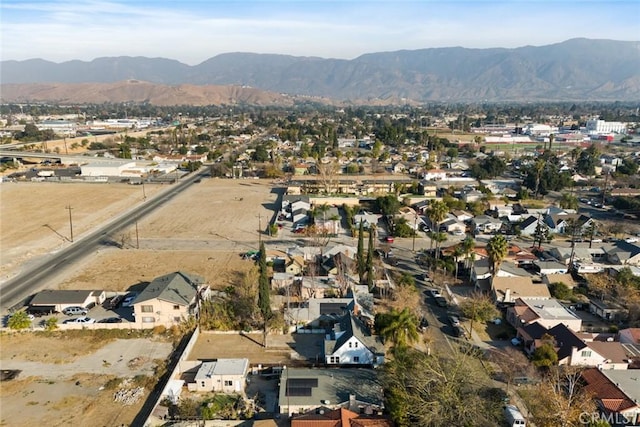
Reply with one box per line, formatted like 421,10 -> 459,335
0,332 -> 173,427
0,182 -> 162,281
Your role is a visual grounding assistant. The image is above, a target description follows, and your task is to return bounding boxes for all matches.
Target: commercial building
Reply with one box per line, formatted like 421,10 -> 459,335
586,119 -> 627,135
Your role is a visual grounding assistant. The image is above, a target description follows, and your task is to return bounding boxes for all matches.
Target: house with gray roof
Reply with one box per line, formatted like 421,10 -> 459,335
278,368 -> 384,416
324,312 -> 384,367
607,241 -> 640,266
131,271 -> 209,328
188,358 -> 249,393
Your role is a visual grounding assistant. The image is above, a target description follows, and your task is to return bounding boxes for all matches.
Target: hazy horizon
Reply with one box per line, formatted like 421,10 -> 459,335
2,0 -> 639,65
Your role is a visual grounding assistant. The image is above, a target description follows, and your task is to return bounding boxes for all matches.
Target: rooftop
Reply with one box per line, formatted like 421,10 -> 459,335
520,298 -> 580,322
194,358 -> 249,381
600,370 -> 640,410
278,368 -> 383,411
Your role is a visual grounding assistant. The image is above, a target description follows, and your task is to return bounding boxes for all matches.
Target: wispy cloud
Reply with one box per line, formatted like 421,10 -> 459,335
1,0 -> 638,64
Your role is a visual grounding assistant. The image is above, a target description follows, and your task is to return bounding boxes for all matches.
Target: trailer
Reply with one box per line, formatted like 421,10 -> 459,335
504,405 -> 526,427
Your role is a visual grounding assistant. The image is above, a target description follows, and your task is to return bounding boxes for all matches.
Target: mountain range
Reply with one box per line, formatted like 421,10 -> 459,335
1,38 -> 639,104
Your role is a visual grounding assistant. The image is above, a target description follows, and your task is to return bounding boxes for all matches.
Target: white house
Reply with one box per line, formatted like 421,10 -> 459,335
422,169 -> 447,181
472,215 -> 503,234
324,313 -> 384,366
533,260 -> 569,275
189,358 -> 249,393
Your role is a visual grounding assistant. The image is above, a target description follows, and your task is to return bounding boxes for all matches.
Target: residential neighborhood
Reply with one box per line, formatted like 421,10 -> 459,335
2,103 -> 640,427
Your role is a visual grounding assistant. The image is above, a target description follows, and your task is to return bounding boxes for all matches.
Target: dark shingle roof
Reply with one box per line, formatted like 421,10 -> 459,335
134,271 -> 204,306
30,289 -> 94,306
325,313 -> 383,356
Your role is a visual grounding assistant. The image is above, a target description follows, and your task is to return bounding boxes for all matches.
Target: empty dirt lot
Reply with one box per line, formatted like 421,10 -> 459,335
0,181 -> 163,281
0,331 -> 174,427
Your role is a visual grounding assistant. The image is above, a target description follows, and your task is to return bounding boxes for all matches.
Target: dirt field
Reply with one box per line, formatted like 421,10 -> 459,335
0,332 -> 173,427
0,177 -> 281,425
0,182 -> 163,281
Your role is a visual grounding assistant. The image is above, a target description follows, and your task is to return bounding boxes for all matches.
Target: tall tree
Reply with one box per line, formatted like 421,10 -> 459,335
461,236 -> 475,270
486,235 -> 508,275
534,216 -> 549,249
458,291 -> 500,335
584,221 -> 599,249
257,241 -> 271,347
357,221 -> 366,283
366,229 -> 375,290
522,367 -> 596,427
426,200 -> 449,264
382,348 -> 506,426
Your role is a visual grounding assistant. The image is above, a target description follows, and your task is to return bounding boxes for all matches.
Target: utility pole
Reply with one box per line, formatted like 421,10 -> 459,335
601,171 -> 609,207
258,213 -> 262,243
412,211 -> 418,252
135,221 -> 140,249
141,179 -> 147,201
65,205 -> 74,242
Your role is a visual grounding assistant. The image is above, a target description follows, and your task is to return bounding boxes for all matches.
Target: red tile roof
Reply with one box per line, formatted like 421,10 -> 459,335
582,368 -> 638,412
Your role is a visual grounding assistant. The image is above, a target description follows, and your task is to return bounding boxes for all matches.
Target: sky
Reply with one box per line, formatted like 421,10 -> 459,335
2,0 -> 639,65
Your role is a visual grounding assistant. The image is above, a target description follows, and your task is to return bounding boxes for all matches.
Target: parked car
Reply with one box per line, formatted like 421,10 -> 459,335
448,315 -> 461,327
62,306 -> 88,316
434,296 -> 448,307
64,316 -> 95,324
105,295 -> 123,310
426,288 -> 442,298
121,294 -> 137,308
98,317 -> 123,323
452,325 -> 467,338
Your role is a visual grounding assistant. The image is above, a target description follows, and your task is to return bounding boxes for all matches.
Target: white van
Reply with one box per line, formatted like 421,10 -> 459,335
504,405 -> 526,427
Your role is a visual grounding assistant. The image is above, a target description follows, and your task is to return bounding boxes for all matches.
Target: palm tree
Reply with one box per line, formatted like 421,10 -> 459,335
453,245 -> 465,280
461,236 -> 475,270
559,193 -> 578,210
426,199 -> 448,264
377,308 -> 419,350
486,235 -> 508,276
585,221 -> 599,249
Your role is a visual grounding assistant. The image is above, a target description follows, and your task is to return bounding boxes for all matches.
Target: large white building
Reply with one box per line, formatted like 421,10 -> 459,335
522,123 -> 558,136
36,119 -> 77,136
80,160 -> 143,177
586,119 -> 627,135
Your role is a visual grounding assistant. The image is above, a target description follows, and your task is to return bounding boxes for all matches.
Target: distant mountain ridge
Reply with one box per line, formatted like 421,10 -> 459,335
2,38 -> 639,103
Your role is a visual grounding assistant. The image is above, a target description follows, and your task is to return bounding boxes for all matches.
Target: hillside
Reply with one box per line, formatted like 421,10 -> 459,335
0,80 -> 297,106
2,39 -> 639,103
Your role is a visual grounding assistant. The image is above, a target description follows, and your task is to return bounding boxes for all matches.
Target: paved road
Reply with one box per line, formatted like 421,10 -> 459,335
0,168 -> 209,312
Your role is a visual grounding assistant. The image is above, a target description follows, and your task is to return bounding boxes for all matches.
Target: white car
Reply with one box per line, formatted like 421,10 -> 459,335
64,316 -> 96,324
122,294 -> 137,307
